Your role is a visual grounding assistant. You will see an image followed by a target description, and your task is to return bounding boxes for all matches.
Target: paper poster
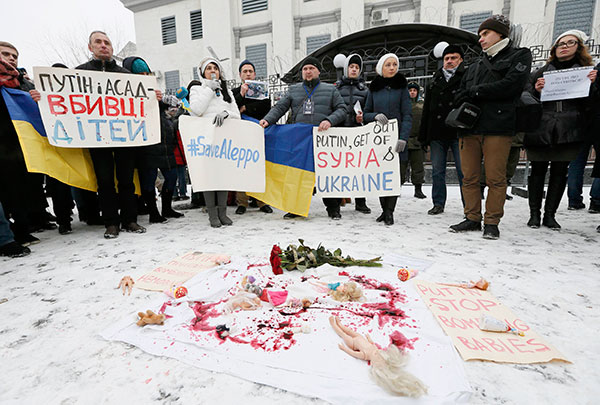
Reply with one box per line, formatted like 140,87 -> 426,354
540,66 -> 593,102
414,280 -> 569,363
244,80 -> 269,100
135,252 -> 231,291
313,119 -> 401,198
33,67 -> 161,148
178,115 -> 266,192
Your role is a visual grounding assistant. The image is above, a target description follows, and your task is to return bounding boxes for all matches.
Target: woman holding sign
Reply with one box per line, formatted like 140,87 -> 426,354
524,30 -> 597,230
188,58 -> 241,228
363,54 -> 412,225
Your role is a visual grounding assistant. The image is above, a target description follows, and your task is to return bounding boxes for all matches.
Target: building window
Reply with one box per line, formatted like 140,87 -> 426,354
306,34 -> 331,55
459,11 -> 492,33
245,44 -> 268,78
161,16 -> 177,45
164,70 -> 180,94
242,0 -> 268,14
192,67 -> 199,80
553,0 -> 595,41
190,10 -> 203,40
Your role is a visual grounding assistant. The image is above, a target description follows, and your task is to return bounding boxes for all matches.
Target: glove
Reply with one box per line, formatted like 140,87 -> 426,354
213,111 -> 229,127
395,139 -> 407,153
374,113 -> 389,125
162,94 -> 179,107
206,79 -> 221,91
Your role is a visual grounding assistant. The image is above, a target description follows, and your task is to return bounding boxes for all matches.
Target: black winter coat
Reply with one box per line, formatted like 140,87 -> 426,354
418,64 -> 465,145
458,43 -> 532,136
136,103 -> 177,170
232,85 -> 271,120
76,58 -> 130,74
335,76 -> 368,127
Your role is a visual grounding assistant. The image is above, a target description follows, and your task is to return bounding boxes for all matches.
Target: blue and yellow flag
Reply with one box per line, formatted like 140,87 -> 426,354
1,87 -> 97,191
244,116 -> 315,217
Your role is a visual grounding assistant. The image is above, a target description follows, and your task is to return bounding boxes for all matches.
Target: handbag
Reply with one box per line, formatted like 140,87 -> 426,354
445,102 -> 481,129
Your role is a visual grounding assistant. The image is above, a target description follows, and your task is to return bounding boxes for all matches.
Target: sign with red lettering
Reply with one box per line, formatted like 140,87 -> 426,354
136,252 -> 231,291
414,280 -> 569,363
33,67 -> 161,148
313,120 -> 401,197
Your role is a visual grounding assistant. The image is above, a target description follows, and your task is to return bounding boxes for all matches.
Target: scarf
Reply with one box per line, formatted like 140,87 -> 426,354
0,59 -> 20,88
483,38 -> 510,58
442,67 -> 458,82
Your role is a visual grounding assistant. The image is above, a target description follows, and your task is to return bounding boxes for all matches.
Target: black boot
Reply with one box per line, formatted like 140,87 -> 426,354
384,196 -> 397,226
542,173 -> 567,230
376,197 -> 386,222
526,175 -> 544,228
414,184 -> 426,199
161,189 -> 184,219
355,198 -> 371,214
143,191 -> 167,223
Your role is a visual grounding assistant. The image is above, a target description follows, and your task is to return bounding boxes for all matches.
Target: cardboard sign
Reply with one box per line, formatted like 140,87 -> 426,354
540,66 -> 593,102
313,119 -> 401,197
33,67 -> 161,148
179,115 -> 266,192
136,252 -> 231,291
414,280 -> 569,363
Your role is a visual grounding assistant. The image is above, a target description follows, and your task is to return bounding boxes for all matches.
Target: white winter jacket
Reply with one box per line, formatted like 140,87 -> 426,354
188,77 -> 241,120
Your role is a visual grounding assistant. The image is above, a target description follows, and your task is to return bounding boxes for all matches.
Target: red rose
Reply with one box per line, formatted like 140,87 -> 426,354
270,245 -> 283,275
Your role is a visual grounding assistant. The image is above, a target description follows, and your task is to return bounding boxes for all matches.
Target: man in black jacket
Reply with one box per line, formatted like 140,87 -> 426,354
419,45 -> 465,216
76,31 -> 145,239
449,15 -> 532,239
232,60 -> 272,214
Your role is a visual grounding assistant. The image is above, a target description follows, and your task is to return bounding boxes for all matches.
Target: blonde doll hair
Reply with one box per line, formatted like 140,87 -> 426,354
369,345 -> 428,397
330,282 -> 364,302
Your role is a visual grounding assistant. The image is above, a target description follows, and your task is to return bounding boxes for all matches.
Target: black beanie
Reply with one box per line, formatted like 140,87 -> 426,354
347,54 -> 362,70
478,14 -> 510,38
239,59 -> 255,72
442,44 -> 464,59
300,56 -> 322,72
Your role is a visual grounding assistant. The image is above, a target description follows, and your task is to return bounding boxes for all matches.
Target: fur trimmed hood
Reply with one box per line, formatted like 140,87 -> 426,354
369,72 -> 407,92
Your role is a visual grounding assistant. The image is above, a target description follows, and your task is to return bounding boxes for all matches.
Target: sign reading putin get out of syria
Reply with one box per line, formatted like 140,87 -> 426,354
33,67 -> 161,148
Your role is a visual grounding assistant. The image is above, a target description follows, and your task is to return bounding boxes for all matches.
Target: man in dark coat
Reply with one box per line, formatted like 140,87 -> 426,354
232,59 -> 272,214
403,82 -> 426,199
76,31 -> 146,239
449,15 -> 532,239
419,45 -> 465,216
260,57 -> 347,219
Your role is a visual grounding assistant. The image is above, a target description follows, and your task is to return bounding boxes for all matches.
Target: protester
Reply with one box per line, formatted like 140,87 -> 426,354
188,57 -> 241,227
0,202 -> 30,257
449,15 -> 532,239
363,53 -> 412,225
124,56 -> 183,224
335,54 -> 371,214
523,30 -> 596,229
402,82 -> 426,199
566,144 -> 598,210
418,44 -> 465,216
480,133 -> 523,201
232,59 -> 272,215
260,57 -> 347,219
590,60 -> 600,222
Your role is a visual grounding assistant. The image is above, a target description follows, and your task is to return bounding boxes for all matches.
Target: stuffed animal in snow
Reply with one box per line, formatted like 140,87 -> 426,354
136,310 -> 166,327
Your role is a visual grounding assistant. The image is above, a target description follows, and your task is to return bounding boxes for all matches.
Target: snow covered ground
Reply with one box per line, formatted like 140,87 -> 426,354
1,185 -> 598,404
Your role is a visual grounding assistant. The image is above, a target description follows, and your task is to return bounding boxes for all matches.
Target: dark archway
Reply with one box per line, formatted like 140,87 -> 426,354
283,23 -> 480,83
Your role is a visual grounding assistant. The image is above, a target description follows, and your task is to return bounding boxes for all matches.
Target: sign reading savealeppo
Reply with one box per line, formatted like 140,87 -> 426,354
313,119 -> 401,197
33,67 -> 161,148
136,252 -> 231,291
414,280 -> 569,363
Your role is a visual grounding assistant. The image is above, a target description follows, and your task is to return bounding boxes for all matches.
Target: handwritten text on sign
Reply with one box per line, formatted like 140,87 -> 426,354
414,280 -> 568,363
33,67 -> 161,148
179,115 -> 265,192
313,119 -> 400,197
540,66 -> 593,102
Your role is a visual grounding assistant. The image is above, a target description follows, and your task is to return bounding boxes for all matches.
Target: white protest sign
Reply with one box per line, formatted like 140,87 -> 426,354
179,115 -> 265,192
33,67 -> 161,148
313,119 -> 401,197
540,66 -> 593,102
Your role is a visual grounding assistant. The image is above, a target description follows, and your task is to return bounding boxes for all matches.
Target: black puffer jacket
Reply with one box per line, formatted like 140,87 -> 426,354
335,76 -> 368,127
458,42 -> 532,136
76,58 -> 130,73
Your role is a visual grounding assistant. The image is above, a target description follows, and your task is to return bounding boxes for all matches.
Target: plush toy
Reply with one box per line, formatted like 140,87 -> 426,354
118,276 -> 135,295
329,316 -> 427,397
224,291 -> 262,312
311,281 -> 364,302
136,310 -> 166,327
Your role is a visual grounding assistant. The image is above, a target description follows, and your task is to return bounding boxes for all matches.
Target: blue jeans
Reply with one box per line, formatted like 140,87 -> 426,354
0,202 -> 15,247
173,165 -> 188,197
140,167 -> 178,194
430,139 -> 464,208
567,143 -> 591,206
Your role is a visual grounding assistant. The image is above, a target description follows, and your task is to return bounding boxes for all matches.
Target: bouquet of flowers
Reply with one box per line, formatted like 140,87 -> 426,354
270,239 -> 382,274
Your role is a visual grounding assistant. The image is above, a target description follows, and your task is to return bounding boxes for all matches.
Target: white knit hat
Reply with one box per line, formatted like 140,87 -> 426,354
199,57 -> 225,79
375,53 -> 399,76
553,30 -> 589,47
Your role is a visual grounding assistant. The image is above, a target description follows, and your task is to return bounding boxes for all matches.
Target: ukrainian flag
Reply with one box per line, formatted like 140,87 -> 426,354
2,87 -> 97,191
244,116 -> 315,217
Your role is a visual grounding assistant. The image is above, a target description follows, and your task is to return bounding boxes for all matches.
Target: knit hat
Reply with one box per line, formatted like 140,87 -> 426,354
199,57 -> 224,79
375,53 -> 399,76
442,44 -> 464,59
344,53 -> 363,77
407,82 -> 420,91
553,30 -> 588,47
131,58 -> 151,74
238,59 -> 255,72
478,14 -> 510,38
52,63 -> 68,69
300,56 -> 322,72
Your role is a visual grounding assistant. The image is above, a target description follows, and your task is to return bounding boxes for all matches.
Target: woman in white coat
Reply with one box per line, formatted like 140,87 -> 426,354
188,57 -> 241,227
